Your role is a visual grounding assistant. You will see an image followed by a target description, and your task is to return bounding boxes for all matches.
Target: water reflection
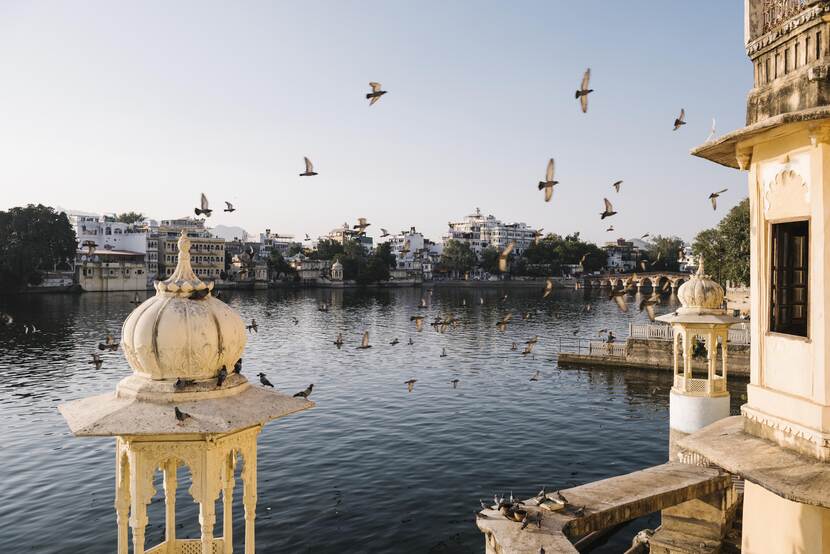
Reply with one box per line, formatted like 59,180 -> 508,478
0,287 -> 746,553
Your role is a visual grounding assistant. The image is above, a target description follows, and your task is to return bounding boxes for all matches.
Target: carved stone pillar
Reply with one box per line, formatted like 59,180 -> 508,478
115,445 -> 130,554
243,446 -> 258,554
198,450 -> 222,554
163,458 -> 178,552
223,451 -> 237,554
128,449 -> 155,554
708,331 -> 716,381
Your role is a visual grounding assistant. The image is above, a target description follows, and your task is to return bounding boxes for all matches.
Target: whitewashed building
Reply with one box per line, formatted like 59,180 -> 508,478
444,208 -> 537,256
259,229 -> 297,258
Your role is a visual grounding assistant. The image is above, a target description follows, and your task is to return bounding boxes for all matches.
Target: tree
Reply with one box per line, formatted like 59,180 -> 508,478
375,242 -> 397,269
267,251 -> 296,280
644,235 -> 684,271
440,240 -> 477,276
287,244 -> 304,257
0,205 -> 77,289
521,233 -> 605,274
310,239 -> 345,260
479,246 -> 501,274
115,212 -> 145,224
692,198 -> 749,285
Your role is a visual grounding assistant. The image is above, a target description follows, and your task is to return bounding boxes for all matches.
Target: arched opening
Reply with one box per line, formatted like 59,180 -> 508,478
639,277 -> 653,293
656,276 -> 670,294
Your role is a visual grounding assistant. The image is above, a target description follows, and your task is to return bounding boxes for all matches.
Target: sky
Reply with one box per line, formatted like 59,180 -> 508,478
0,1 -> 749,245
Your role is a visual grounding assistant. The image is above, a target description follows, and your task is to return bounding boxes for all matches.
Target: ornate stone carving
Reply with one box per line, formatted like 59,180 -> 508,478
763,168 -> 809,214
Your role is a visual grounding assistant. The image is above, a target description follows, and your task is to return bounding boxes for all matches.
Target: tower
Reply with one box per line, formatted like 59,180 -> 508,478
59,230 -> 314,554
331,259 -> 344,281
657,261 -> 741,459
688,1 -> 830,550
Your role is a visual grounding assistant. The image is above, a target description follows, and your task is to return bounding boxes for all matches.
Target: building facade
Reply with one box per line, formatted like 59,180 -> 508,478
157,218 -> 225,280
444,208 -> 537,256
603,239 -> 641,272
76,250 -> 147,292
259,229 -> 298,258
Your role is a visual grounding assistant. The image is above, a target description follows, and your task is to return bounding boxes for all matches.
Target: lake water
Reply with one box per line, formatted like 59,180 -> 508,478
0,286 -> 747,553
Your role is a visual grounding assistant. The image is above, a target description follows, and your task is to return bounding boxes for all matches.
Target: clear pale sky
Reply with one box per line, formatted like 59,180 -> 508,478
0,1 -> 748,244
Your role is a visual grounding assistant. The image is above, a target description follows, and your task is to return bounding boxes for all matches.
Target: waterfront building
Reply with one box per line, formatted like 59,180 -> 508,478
59,231 -> 313,553
259,229 -> 298,258
67,210 -> 150,254
687,0 -> 830,549
157,218 -> 225,280
444,208 -> 538,256
603,238 -> 641,272
324,222 -> 374,253
76,249 -> 147,292
678,245 -> 696,273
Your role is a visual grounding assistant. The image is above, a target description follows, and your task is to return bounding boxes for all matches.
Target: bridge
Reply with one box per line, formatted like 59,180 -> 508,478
578,272 -> 691,293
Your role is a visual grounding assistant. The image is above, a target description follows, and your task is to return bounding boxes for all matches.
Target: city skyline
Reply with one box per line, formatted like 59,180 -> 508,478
1,1 -> 747,243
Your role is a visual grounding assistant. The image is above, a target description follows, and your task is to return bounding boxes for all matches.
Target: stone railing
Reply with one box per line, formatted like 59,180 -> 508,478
628,323 -> 750,345
674,375 -> 727,396
588,341 -> 627,358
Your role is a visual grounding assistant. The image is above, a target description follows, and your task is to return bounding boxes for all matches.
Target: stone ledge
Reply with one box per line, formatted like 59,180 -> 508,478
677,416 -> 830,508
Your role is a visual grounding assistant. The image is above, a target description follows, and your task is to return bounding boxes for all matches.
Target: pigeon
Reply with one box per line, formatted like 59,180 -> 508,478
246,319 -> 258,333
639,294 -> 659,321
709,189 -> 728,210
511,342 -> 518,351
575,68 -> 593,113
496,313 -> 513,332
706,118 -> 716,142
300,157 -> 318,177
532,229 -> 545,244
450,379 -> 459,388
98,334 -> 118,351
404,379 -> 417,392
522,342 -> 536,356
354,218 -> 371,234
641,233 -> 650,240
304,233 -> 311,241
600,198 -> 617,219
334,333 -> 344,348
379,228 -> 390,238
390,338 -> 400,346
543,278 -> 554,298
82,240 -> 97,256
357,331 -> 372,349
612,180 -> 622,193
606,226 -> 614,232
411,315 -> 425,332
224,201 -> 235,213
233,359 -> 243,374
673,108 -> 686,131
174,407 -> 191,422
318,302 -> 329,313
195,193 -> 212,217
498,242 -> 515,273
538,158 -> 558,202
407,337 -> 414,345
88,353 -> 103,370
130,293 -> 142,305
174,378 -> 194,391
216,366 -> 228,387
440,347 -> 447,358
293,384 -> 313,398
258,373 -> 274,387
291,317 -> 299,325
366,82 -> 387,105
609,289 -> 628,312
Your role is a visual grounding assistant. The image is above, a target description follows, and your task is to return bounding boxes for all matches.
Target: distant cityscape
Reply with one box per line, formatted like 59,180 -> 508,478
57,206 -> 697,292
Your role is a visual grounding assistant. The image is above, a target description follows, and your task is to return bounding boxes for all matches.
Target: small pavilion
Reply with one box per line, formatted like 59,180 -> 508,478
60,230 -> 313,554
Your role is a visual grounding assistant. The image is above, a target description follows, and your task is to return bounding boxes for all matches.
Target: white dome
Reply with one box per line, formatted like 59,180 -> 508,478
121,231 -> 246,380
332,260 -> 343,269
676,259 -> 724,313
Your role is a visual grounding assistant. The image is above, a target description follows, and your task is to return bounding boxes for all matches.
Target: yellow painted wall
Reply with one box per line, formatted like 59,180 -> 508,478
742,481 -> 830,553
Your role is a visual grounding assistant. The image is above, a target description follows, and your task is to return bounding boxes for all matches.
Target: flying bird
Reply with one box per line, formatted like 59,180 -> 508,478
538,158 -> 558,202
542,278 -> 554,298
366,82 -> 387,105
609,289 -> 628,312
709,189 -> 728,210
98,334 -> 118,351
304,234 -> 311,241
88,353 -> 103,370
404,379 -> 417,392
293,384 -> 313,398
300,157 -> 318,177
575,68 -> 593,113
499,242 -> 515,273
334,333 -> 344,348
258,372 -> 274,387
390,338 -> 400,346
673,109 -> 686,131
194,193 -> 212,217
380,228 -> 390,237
129,293 -> 142,305
612,180 -> 622,193
706,118 -> 716,142
224,201 -> 235,213
606,226 -> 614,232
496,313 -> 513,332
639,294 -> 659,321
246,319 -> 258,333
440,347 -> 448,358
411,315 -> 425,332
641,233 -> 650,240
600,198 -> 617,219
357,331 -> 372,349
450,379 -> 459,388
530,370 -> 541,381
354,218 -> 371,235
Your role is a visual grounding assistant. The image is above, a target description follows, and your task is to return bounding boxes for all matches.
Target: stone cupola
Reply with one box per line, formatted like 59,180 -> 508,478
675,260 -> 726,314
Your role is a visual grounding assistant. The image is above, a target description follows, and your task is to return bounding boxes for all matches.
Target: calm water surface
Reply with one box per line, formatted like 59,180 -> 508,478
0,287 -> 746,553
